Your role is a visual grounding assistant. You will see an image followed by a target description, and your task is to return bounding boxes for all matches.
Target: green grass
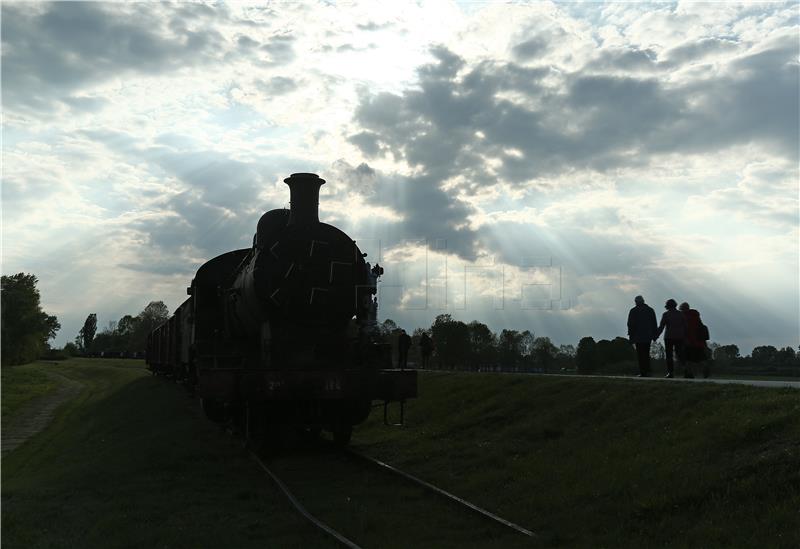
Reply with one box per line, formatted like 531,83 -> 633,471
4,361 -> 799,548
2,359 -> 335,549
2,363 -> 57,429
355,372 -> 800,547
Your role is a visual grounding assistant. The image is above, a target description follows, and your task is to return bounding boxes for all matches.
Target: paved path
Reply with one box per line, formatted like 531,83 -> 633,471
2,371 -> 83,456
423,369 -> 800,389
568,373 -> 800,389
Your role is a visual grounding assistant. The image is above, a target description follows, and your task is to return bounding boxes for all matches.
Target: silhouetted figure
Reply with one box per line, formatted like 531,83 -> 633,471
398,330 -> 411,370
680,302 -> 710,378
627,295 -> 657,377
419,333 -> 433,369
656,299 -> 687,378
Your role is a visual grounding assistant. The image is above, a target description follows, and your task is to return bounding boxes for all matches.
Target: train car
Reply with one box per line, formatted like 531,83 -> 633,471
147,173 -> 416,444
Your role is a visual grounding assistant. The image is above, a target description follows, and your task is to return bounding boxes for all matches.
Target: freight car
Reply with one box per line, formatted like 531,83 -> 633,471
146,173 -> 416,445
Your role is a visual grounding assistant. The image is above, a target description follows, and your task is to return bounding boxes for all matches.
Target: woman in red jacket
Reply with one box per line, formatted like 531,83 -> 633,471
680,302 -> 710,378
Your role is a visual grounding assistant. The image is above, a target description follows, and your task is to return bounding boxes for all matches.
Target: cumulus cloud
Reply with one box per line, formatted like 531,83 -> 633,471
1,2 -> 231,114
2,1 -> 797,351
255,76 -> 298,96
345,25 -> 797,259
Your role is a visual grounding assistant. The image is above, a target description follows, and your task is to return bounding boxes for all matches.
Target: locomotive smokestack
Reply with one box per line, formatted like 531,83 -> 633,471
284,173 -> 325,226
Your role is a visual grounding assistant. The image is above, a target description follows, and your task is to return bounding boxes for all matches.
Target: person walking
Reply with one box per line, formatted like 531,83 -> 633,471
627,295 -> 658,377
398,329 -> 412,370
680,302 -> 710,378
419,332 -> 433,369
656,299 -> 688,378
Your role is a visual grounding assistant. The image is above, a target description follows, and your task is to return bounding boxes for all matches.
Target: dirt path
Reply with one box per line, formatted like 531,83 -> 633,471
2,370 -> 83,456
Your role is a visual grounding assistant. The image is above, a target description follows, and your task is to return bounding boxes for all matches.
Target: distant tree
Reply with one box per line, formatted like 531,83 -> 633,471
431,314 -> 469,368
79,313 -> 97,351
117,314 -> 139,337
520,330 -> 536,360
1,273 -> 61,365
91,330 -> 119,353
558,344 -> 576,357
751,345 -> 778,364
776,346 -> 796,365
714,344 -> 740,363
576,337 -> 597,373
467,321 -> 496,368
138,301 -> 169,331
532,336 -> 558,373
497,329 -> 523,367
62,342 -> 80,356
380,319 -> 398,338
554,344 -> 576,371
127,301 -> 170,352
594,338 -> 634,370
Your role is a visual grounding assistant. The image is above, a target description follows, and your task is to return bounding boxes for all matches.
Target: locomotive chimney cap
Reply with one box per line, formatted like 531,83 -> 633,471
284,173 -> 325,226
284,173 -> 326,185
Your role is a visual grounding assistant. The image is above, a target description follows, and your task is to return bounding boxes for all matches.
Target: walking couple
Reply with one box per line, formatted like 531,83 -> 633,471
627,296 -> 710,378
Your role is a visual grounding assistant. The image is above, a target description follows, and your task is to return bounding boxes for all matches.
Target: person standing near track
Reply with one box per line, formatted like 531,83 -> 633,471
398,329 -> 411,370
656,298 -> 688,378
627,295 -> 658,377
419,332 -> 433,369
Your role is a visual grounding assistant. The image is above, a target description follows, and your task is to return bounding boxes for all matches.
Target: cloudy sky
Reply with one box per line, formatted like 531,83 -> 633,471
3,1 -> 798,353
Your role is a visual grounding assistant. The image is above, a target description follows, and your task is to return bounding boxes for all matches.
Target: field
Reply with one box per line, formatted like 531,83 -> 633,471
2,360 -> 333,548
1,365 -> 57,431
3,359 -> 799,548
358,372 -> 800,547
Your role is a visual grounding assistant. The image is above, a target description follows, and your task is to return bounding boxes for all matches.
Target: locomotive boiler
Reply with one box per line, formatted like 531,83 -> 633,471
147,173 -> 416,444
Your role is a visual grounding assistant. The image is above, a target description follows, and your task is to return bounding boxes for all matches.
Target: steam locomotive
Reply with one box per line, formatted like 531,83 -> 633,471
146,173 -> 416,444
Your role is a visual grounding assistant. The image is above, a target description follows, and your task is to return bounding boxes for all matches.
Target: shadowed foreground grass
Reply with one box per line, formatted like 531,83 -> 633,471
4,361 -> 798,547
355,372 -> 800,547
2,359 -> 334,549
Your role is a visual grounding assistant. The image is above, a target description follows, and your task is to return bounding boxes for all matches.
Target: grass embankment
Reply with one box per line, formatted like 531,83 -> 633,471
4,361 -> 798,548
2,365 -> 57,430
356,372 -> 800,547
2,359 -> 334,549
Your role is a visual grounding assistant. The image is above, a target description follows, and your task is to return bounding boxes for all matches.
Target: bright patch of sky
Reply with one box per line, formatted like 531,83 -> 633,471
2,1 -> 798,353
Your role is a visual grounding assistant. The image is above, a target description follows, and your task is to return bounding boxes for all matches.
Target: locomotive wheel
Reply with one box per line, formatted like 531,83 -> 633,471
332,424 -> 352,447
201,398 -> 227,422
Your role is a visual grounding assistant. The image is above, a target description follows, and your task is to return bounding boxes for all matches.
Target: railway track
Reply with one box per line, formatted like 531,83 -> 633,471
251,443 -> 535,548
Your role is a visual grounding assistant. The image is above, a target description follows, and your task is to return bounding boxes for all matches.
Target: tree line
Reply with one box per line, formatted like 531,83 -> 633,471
2,272 -> 797,375
67,301 -> 170,356
380,314 -> 573,373
385,314 -> 800,376
1,273 -> 61,366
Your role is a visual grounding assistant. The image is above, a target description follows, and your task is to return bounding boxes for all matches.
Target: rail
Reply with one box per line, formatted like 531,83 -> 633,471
345,448 -> 536,538
251,452 -> 363,549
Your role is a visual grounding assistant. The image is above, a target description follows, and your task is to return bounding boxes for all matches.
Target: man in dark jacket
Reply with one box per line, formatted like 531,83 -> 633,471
419,332 -> 433,369
627,295 -> 658,377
